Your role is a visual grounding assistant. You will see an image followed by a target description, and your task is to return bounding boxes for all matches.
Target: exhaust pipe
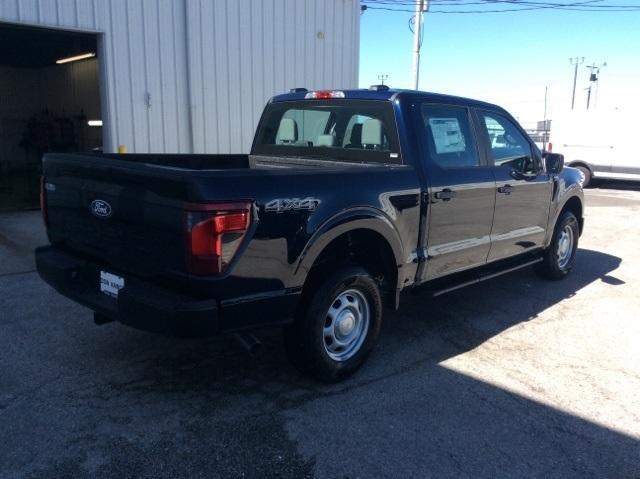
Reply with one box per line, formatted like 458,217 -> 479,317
233,332 -> 262,356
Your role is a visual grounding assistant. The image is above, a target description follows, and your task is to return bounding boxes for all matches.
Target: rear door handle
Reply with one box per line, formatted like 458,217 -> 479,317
434,189 -> 456,201
498,185 -> 513,195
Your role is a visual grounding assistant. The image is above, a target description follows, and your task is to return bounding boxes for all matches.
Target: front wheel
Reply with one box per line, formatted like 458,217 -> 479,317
284,266 -> 383,382
535,211 -> 579,280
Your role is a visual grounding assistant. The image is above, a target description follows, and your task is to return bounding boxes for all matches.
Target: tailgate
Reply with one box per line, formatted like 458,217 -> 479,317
43,154 -> 189,277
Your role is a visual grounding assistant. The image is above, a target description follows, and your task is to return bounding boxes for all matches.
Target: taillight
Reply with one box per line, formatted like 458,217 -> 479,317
40,176 -> 48,227
184,201 -> 252,275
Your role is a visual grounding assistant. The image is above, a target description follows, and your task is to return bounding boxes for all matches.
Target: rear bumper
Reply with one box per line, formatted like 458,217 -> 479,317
36,246 -> 299,337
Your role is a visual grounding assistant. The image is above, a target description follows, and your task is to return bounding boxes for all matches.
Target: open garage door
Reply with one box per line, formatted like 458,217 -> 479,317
0,23 -> 101,211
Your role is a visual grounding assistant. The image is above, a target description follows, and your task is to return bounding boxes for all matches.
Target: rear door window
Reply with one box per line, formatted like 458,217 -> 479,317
421,105 -> 480,168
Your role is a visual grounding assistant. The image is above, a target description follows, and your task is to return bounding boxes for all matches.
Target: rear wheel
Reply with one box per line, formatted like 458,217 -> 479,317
535,211 -> 579,280
576,165 -> 591,187
284,266 -> 382,382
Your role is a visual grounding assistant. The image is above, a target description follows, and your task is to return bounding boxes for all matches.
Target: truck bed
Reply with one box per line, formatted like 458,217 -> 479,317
42,152 -> 415,294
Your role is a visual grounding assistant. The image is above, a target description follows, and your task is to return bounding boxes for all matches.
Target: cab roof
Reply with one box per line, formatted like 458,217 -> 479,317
270,88 -> 503,111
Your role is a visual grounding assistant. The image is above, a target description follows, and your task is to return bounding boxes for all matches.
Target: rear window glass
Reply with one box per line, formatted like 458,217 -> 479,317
253,100 -> 401,164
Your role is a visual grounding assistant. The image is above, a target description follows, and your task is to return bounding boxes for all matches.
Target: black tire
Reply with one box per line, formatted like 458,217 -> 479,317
284,266 -> 383,382
535,211 -> 579,280
576,165 -> 591,187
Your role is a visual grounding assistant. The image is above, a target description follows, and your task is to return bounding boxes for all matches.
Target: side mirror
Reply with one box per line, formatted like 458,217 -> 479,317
543,152 -> 564,175
509,156 -> 541,180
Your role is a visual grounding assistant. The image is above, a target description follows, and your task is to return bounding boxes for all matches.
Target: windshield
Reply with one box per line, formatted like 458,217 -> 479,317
252,99 -> 401,164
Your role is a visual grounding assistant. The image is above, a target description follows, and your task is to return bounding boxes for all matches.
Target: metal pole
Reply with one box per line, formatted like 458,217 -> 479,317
571,62 -> 578,110
594,62 -> 606,108
543,85 -> 548,122
411,0 -> 425,90
543,86 -> 548,150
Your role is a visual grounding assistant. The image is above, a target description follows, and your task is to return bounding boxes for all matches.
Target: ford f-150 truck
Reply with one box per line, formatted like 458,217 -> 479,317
36,87 -> 584,381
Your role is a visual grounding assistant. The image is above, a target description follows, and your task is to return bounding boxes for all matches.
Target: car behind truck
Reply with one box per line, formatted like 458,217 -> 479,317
36,87 -> 584,381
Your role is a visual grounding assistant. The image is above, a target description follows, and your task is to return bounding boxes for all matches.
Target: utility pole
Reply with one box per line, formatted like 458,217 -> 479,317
569,57 -> 584,110
411,0 -> 428,90
378,74 -> 388,86
543,85 -> 549,150
595,62 -> 606,108
543,85 -> 548,123
586,62 -> 606,110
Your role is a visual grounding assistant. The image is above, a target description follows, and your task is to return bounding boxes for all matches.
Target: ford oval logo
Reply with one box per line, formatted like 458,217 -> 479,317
90,199 -> 112,218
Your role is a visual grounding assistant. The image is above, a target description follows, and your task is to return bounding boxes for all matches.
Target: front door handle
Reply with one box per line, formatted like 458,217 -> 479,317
434,189 -> 456,201
498,185 -> 513,195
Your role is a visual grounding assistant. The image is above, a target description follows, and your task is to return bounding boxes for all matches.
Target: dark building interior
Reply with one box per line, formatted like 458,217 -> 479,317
0,23 -> 101,210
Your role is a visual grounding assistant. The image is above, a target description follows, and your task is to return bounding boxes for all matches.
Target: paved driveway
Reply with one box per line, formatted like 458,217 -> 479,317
1,186 -> 639,478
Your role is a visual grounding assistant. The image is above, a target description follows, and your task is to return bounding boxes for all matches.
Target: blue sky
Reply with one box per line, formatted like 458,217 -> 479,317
359,3 -> 640,124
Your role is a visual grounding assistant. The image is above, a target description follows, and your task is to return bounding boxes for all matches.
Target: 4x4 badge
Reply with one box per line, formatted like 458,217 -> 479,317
265,198 -> 320,213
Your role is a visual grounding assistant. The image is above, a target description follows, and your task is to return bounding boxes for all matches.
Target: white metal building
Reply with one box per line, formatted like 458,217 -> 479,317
0,1 -> 359,210
0,0 -> 360,154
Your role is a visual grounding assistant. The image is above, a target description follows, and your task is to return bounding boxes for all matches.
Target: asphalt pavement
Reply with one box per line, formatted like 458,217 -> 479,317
1,184 -> 639,478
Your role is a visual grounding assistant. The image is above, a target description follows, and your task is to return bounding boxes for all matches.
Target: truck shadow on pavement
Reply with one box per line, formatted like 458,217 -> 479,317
4,248 -> 638,478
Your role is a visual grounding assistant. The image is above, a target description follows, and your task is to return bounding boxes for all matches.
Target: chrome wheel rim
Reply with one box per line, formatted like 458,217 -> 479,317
323,289 -> 370,362
556,225 -> 574,269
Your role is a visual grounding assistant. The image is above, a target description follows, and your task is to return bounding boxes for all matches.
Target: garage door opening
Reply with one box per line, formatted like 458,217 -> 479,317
0,23 -> 101,211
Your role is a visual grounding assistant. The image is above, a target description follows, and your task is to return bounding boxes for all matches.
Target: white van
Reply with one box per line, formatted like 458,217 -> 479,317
547,110 -> 637,186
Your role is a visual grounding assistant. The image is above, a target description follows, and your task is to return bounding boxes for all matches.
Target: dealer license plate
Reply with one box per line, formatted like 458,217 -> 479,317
100,271 -> 124,298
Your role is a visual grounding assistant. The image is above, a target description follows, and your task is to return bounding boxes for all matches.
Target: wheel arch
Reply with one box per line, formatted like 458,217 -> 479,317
295,209 -> 406,307
557,194 -> 584,236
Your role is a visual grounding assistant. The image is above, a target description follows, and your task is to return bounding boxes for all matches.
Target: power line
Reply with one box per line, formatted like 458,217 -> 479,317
364,6 -> 640,13
365,0 -> 640,6
361,0 -> 640,13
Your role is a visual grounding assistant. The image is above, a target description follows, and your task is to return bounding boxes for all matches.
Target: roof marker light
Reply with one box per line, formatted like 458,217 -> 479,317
304,90 -> 346,99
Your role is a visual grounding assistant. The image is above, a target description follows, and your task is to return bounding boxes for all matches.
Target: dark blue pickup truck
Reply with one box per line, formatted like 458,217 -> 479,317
36,87 -> 584,381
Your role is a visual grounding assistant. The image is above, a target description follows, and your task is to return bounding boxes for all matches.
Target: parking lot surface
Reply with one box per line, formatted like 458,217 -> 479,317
1,185 -> 639,478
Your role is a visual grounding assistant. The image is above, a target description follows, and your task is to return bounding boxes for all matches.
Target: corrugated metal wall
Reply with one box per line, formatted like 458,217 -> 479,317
0,0 -> 360,154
